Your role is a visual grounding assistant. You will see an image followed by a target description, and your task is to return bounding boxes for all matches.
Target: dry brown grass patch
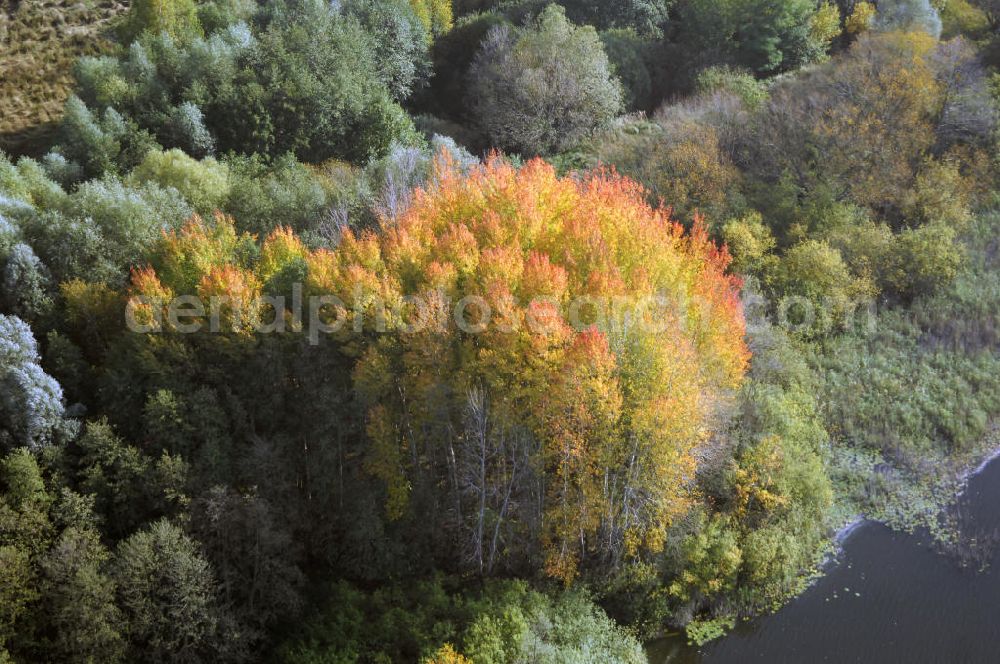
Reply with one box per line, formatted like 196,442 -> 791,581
0,0 -> 127,155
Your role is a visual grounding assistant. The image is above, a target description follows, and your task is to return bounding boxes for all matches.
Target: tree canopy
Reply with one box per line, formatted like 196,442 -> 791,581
468,5 -> 624,154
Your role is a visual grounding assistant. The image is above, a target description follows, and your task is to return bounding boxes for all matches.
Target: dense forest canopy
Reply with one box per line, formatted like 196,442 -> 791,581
2,0 -> 1000,661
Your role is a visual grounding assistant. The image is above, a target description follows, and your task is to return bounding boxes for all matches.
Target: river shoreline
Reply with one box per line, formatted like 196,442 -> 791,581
831,516 -> 866,545
830,437 -> 1000,553
955,440 -> 1000,498
649,434 -> 1000,663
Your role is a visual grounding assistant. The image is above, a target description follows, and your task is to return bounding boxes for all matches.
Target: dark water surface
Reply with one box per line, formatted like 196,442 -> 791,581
648,454 -> 1000,664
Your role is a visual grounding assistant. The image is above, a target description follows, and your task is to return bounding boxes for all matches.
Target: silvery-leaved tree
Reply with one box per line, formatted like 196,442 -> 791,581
0,315 -> 68,451
874,0 -> 942,38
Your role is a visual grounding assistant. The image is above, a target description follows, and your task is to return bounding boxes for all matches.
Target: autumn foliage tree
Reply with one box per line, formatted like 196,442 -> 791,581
338,156 -> 749,582
123,155 -> 749,583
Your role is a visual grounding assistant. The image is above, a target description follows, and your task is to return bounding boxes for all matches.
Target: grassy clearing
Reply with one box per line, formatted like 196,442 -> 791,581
0,0 -> 126,156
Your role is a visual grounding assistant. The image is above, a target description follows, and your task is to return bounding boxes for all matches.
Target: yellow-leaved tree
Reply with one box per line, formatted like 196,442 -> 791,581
125,155 -> 750,583
410,0 -> 453,38
343,156 -> 750,582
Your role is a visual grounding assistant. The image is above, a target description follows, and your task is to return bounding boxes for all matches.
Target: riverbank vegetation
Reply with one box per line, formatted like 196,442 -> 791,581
3,0 -> 1000,660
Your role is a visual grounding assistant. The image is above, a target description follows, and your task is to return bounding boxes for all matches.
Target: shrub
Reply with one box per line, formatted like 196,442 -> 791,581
278,578 -> 645,664
696,65 -> 769,111
902,158 -> 973,230
589,116 -> 743,222
940,0 -> 991,38
462,585 -> 646,664
16,176 -> 192,285
1,243 -> 52,322
56,98 -> 159,179
67,5 -> 419,166
751,32 -> 941,217
0,154 -> 67,211
770,239 -> 876,337
816,214 -> 1000,462
847,1 -> 877,33
165,103 -> 216,158
410,0 -> 454,37
197,0 -> 256,34
722,212 -> 778,277
885,222 -> 964,301
824,220 -> 894,289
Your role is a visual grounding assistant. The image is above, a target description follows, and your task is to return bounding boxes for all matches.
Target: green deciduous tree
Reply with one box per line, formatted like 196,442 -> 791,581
0,448 -> 50,654
225,2 -> 419,162
344,0 -> 431,101
118,0 -> 203,44
969,0 -> 1000,29
113,520 -> 221,663
37,527 -> 123,663
600,29 -> 655,111
75,420 -> 154,539
192,486 -> 304,632
562,0 -> 672,36
673,0 -> 830,77
130,149 -> 231,215
420,11 -> 510,121
468,5 -> 623,154
0,545 -> 35,652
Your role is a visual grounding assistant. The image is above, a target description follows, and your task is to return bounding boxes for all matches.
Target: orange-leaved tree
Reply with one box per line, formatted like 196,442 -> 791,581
124,156 -> 750,582
346,155 -> 749,581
